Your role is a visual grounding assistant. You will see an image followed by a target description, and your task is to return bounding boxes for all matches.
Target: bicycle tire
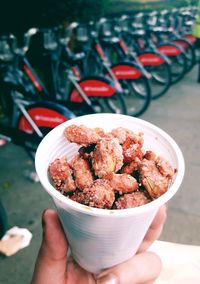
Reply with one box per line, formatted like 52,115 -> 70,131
173,39 -> 196,72
145,62 -> 172,99
157,44 -> 187,84
16,100 -> 75,155
89,92 -> 127,114
120,76 -> 151,117
168,53 -> 188,84
84,51 -> 128,114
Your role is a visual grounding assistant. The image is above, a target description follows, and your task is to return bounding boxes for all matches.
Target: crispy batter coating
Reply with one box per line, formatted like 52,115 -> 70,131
71,179 -> 115,209
70,191 -> 86,204
110,127 -> 131,144
78,144 -> 96,160
106,173 -> 138,194
114,192 -> 151,209
70,154 -> 94,190
99,128 -> 144,145
94,127 -> 106,137
143,151 -> 174,178
121,158 -> 142,174
64,124 -> 101,145
156,156 -> 175,178
122,135 -> 144,163
139,158 -> 172,198
50,125 -> 175,210
143,150 -> 156,161
48,156 -> 76,193
110,127 -> 141,144
92,138 -> 123,178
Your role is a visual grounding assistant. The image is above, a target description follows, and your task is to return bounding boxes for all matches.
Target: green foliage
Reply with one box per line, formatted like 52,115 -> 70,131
0,0 -> 198,34
37,0 -> 119,24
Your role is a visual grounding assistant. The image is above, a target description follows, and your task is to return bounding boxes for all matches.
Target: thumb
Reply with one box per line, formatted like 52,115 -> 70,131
31,209 -> 68,284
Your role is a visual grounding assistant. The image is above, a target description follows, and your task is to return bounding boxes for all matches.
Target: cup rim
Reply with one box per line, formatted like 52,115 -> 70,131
35,113 -> 185,217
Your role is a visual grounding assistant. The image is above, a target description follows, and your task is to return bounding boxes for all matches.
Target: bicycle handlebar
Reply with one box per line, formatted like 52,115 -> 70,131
0,28 -> 39,62
9,28 -> 38,55
58,22 -> 79,46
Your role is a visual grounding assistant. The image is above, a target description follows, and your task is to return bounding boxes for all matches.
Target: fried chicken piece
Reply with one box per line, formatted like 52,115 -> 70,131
48,156 -> 76,193
143,150 -> 156,161
92,138 -> 123,178
121,157 -> 142,174
76,179 -> 115,209
102,127 -> 143,145
156,156 -> 175,178
101,127 -> 128,144
70,190 -> 86,204
139,158 -> 173,198
143,151 -> 174,178
114,192 -> 151,209
78,144 -> 96,160
94,127 -> 105,137
106,173 -> 138,194
70,154 -> 94,190
122,135 -> 144,163
64,124 -> 101,145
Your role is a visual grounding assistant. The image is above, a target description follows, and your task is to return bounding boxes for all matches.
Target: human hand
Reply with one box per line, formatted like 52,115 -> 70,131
31,204 -> 167,284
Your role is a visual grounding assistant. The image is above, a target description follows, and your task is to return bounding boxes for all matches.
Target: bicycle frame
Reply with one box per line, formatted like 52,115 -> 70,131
54,42 -> 125,112
11,91 -> 44,137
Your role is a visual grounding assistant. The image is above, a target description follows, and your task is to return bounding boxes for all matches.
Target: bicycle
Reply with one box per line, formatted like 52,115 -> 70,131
97,17 -> 172,100
119,13 -> 188,85
67,21 -> 151,117
148,9 -> 196,73
0,29 -> 76,159
34,25 -> 127,115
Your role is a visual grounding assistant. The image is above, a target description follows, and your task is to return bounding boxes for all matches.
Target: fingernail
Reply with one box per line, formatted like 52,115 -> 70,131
96,273 -> 119,284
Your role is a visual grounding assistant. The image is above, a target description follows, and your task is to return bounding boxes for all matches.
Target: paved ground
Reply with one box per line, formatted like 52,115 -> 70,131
0,65 -> 200,284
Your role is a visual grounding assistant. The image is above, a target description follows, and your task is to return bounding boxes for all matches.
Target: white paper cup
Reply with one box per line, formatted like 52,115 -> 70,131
35,113 -> 185,273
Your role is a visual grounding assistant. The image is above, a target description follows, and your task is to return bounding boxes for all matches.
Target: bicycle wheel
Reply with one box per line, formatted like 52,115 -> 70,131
157,44 -> 188,84
168,53 -> 187,84
90,92 -> 127,114
145,62 -> 172,100
173,39 -> 196,72
120,76 -> 151,117
16,101 -> 75,156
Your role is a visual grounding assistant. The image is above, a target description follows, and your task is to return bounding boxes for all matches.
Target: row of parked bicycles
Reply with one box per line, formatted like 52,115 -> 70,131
0,6 -> 199,159
0,5 -> 199,237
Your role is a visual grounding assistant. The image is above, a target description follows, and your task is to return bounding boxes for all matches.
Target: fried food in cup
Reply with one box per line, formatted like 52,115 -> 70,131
48,156 -> 76,193
92,138 -> 124,178
70,154 -> 94,190
49,124 -> 176,209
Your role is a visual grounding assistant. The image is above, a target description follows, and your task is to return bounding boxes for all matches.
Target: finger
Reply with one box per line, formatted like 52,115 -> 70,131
96,251 -> 162,284
31,209 -> 68,284
137,204 -> 167,253
66,257 -> 96,284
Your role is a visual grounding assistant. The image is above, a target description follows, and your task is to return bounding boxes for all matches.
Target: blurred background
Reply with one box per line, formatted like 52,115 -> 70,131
0,0 -> 198,33
0,0 -> 200,283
